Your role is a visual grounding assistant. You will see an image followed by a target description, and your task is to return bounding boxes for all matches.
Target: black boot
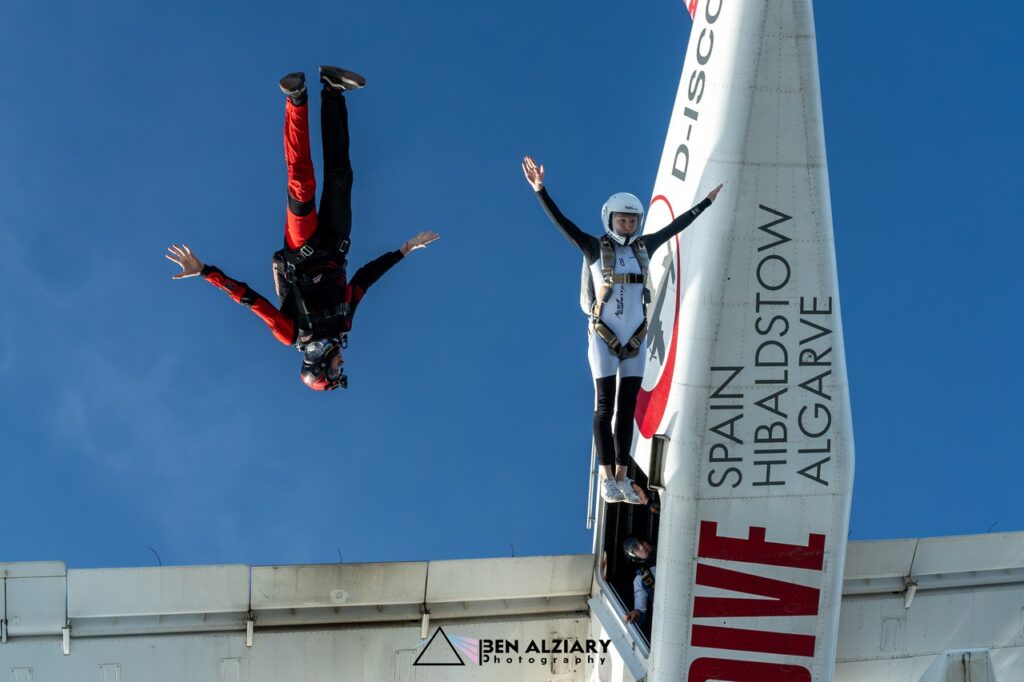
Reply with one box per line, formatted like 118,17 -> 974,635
319,66 -> 366,92
279,71 -> 307,105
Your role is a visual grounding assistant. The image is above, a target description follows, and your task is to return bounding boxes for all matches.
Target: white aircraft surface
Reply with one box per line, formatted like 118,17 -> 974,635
2,534 -> 1024,680
1,1 -> 1019,681
630,0 -> 852,678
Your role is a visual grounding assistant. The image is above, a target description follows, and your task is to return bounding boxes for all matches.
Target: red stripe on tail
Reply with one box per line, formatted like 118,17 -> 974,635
688,0 -> 698,19
635,196 -> 679,438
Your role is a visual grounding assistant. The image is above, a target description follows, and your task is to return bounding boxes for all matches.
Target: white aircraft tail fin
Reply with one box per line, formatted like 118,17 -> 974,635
632,1 -> 854,680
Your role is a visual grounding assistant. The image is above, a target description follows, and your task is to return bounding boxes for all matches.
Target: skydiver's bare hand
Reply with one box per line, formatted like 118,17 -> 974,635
166,244 -> 204,279
707,183 -> 724,202
624,610 -> 642,624
522,155 -> 545,192
401,230 -> 440,256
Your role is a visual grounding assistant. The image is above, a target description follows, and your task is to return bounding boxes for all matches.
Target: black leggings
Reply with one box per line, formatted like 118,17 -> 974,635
593,376 -> 642,468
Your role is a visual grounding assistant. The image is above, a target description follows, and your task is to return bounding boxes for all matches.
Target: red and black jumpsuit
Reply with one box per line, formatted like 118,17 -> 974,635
199,85 -> 404,347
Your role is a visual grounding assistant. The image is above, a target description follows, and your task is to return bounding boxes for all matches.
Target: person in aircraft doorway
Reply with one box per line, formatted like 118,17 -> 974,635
622,536 -> 656,627
521,155 -> 721,502
167,67 -> 439,390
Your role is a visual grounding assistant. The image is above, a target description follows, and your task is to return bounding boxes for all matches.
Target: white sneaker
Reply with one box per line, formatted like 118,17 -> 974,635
600,478 -> 625,503
618,478 -> 643,505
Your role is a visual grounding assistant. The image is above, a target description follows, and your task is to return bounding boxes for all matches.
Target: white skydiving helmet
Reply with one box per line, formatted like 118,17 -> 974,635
601,192 -> 645,246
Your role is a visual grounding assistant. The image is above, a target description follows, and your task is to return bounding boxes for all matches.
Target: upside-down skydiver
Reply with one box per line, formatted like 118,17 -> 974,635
167,67 -> 439,390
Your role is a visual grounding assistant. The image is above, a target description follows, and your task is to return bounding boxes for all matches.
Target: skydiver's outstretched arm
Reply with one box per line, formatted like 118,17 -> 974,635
347,231 -> 440,304
643,184 -> 723,253
523,155 -> 596,257
166,244 -> 296,346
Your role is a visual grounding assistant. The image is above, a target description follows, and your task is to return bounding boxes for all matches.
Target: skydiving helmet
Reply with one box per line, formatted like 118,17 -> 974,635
601,192 -> 645,246
623,536 -> 653,564
300,338 -> 348,391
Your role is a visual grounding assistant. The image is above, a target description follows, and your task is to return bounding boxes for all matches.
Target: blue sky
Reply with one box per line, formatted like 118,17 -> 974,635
1,0 -> 1021,568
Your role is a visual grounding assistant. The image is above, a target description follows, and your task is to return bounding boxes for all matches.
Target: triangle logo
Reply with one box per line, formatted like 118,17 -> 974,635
413,627 -> 465,666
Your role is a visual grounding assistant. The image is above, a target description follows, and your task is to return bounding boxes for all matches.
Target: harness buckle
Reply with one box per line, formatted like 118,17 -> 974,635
298,244 -> 315,258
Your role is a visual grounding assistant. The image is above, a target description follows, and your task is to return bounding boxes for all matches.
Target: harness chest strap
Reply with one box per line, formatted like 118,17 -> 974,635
296,300 -> 351,320
292,282 -> 355,344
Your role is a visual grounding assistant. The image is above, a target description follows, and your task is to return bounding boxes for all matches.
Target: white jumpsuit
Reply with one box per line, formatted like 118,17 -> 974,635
586,241 -> 648,379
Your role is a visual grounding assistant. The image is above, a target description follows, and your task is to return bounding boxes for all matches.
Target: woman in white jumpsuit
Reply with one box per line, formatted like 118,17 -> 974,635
523,155 -> 721,503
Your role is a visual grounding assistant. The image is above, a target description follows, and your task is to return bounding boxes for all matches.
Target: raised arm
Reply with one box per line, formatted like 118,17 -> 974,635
347,230 -> 439,306
166,244 -> 296,346
643,184 -> 723,253
523,155 -> 594,255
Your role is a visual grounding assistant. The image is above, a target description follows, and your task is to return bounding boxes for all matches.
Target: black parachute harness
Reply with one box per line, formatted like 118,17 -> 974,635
276,237 -> 351,288
276,237 -> 353,389
274,237 -> 352,344
583,236 -> 652,359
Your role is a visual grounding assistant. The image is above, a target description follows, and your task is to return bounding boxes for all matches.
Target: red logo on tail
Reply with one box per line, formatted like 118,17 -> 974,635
635,196 -> 680,438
